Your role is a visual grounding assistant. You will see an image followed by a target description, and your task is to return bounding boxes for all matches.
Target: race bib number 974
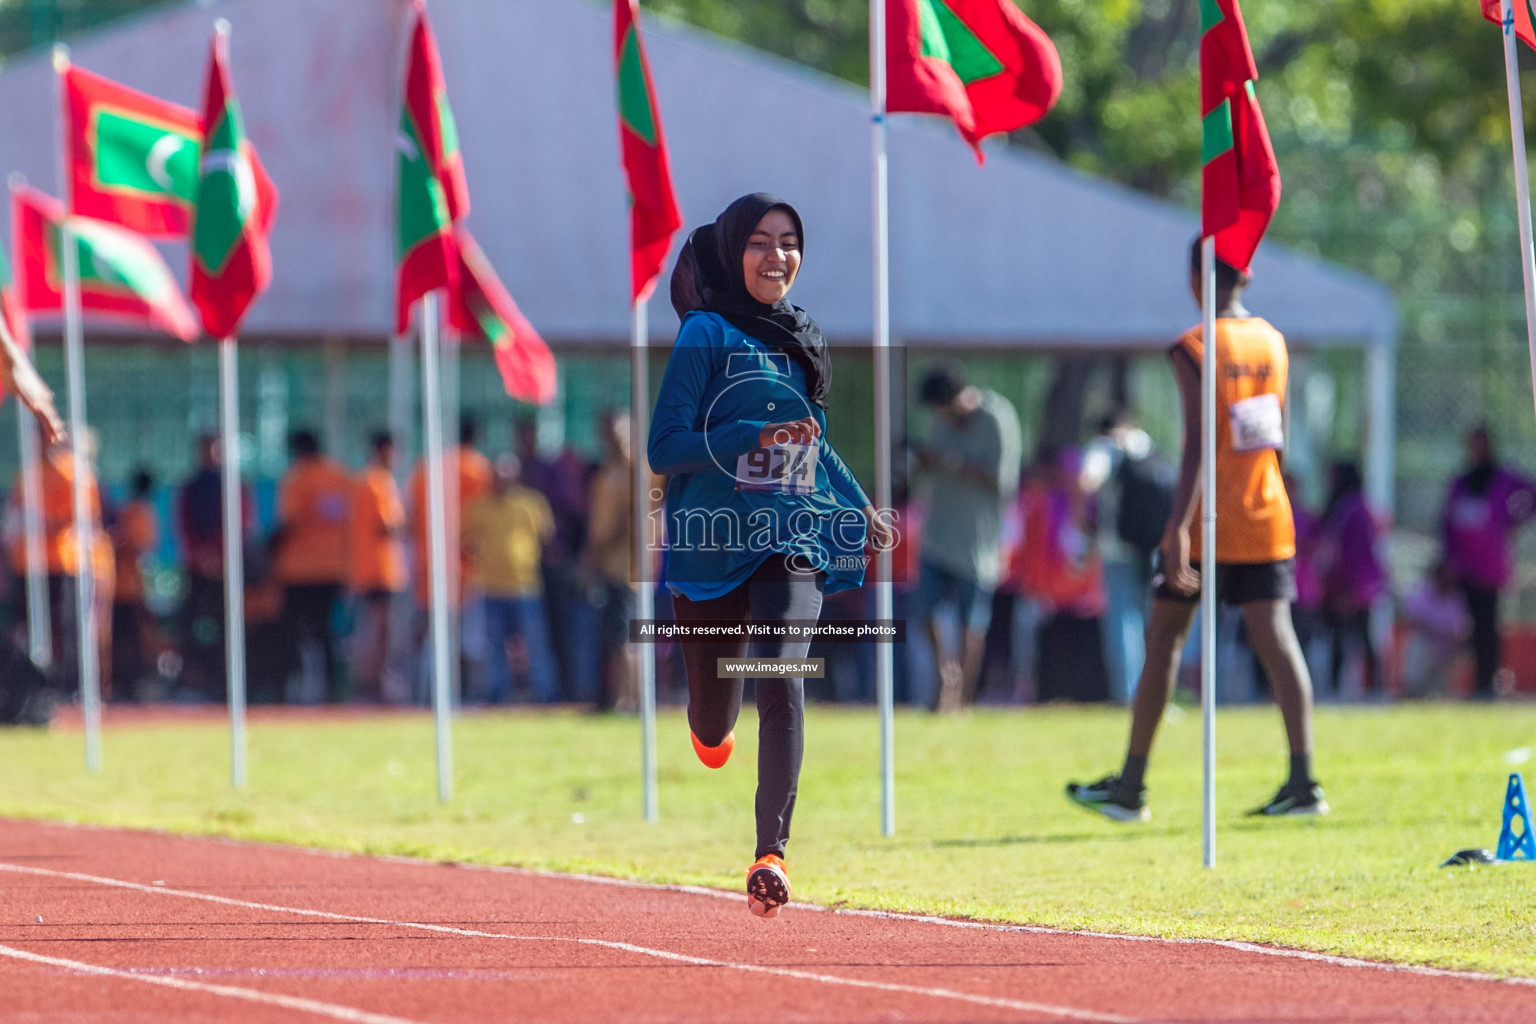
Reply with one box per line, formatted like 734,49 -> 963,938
737,440 -> 820,495
1228,393 -> 1284,453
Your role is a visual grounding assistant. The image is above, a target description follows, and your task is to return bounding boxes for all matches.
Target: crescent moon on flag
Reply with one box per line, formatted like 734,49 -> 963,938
146,134 -> 185,191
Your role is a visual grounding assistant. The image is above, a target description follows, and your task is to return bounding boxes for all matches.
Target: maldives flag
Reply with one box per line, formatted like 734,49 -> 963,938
396,0 -> 469,333
1483,0 -> 1536,49
13,184 -> 198,341
190,25 -> 279,340
62,61 -> 202,238
614,0 -> 682,302
448,229 -> 556,405
1200,0 -> 1279,274
0,245 -> 23,349
887,0 -> 1062,161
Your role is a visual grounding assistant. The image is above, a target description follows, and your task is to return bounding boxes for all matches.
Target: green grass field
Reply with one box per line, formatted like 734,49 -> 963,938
2,703 -> 1534,976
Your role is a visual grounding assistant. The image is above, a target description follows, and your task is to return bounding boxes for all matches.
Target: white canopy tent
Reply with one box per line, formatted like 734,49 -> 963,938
0,0 -> 1398,504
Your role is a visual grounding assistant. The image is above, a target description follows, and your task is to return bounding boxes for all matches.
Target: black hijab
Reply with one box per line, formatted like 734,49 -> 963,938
670,193 -> 831,408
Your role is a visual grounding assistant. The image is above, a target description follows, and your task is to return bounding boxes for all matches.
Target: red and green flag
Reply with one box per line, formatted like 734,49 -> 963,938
61,60 -> 203,238
0,244 -> 23,349
1483,0 -> 1536,49
396,0 -> 470,333
886,0 -> 1062,162
448,228 -> 557,406
12,184 -> 197,341
614,0 -> 682,302
189,25 -> 279,340
1200,0 -> 1279,274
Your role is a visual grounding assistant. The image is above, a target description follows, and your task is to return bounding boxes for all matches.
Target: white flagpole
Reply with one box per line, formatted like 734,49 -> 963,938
1501,0 -> 1536,425
1200,236 -> 1218,868
420,291 -> 454,803
219,338 -> 248,787
870,0 -> 896,838
441,321 -> 461,703
54,44 -> 101,772
10,182 -> 52,672
632,299 -> 658,823
60,220 -> 100,774
17,400 -> 51,670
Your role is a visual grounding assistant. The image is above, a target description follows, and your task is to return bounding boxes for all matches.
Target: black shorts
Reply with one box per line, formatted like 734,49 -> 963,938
1152,559 -> 1296,606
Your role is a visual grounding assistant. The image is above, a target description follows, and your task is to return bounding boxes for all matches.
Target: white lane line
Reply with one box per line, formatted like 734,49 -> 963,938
146,825 -> 1536,989
22,819 -> 1536,989
0,942 -> 426,1024
0,862 -> 1146,1024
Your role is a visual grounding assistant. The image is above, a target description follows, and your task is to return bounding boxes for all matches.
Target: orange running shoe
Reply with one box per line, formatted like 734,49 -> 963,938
690,730 -> 735,769
746,854 -> 790,918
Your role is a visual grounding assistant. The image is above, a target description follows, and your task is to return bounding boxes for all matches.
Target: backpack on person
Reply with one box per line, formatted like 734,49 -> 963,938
1115,452 -> 1176,553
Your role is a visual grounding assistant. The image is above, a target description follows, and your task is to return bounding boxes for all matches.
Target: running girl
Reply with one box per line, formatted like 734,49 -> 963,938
649,193 -> 889,917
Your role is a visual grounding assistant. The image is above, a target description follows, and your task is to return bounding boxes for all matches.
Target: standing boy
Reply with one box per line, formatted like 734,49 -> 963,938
1067,242 -> 1326,820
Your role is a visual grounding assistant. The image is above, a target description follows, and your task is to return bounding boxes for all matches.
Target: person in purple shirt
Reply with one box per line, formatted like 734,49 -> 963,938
1442,427 -> 1536,698
1315,462 -> 1388,695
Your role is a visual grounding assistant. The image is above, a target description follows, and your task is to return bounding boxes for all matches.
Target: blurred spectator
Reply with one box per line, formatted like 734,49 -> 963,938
11,438 -> 109,697
1440,427 -> 1536,698
176,434 -> 253,701
582,409 -> 639,712
408,418 -> 492,700
516,418 -> 596,702
272,429 -> 352,703
108,468 -> 158,701
1287,474 -> 1324,652
462,455 -> 557,703
1029,446 -> 1111,703
913,364 -> 1022,711
1080,410 -> 1167,703
409,420 -> 492,609
1315,461 -> 1388,695
349,432 -> 407,704
998,458 -> 1048,704
1400,562 -> 1471,698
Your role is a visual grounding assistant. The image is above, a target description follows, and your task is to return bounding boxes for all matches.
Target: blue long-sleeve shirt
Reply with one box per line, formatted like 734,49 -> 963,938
649,312 -> 870,600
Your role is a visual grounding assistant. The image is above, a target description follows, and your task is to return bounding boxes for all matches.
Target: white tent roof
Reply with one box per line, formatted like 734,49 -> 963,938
0,0 -> 1397,349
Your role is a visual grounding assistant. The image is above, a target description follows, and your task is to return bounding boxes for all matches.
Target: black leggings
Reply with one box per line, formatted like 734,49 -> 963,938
673,554 -> 824,860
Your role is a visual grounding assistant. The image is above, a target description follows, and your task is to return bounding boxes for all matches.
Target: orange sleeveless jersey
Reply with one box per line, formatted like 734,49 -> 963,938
1174,317 -> 1295,564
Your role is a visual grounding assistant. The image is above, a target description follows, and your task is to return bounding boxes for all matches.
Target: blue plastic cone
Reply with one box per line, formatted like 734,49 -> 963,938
1496,772 -> 1536,862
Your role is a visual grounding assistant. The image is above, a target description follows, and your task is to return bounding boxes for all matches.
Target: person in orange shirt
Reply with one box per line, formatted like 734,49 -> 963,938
407,419 -> 491,701
8,439 -> 106,690
108,469 -> 158,701
408,418 -> 492,612
272,429 -> 353,702
350,432 -> 407,704
1068,241 -> 1324,822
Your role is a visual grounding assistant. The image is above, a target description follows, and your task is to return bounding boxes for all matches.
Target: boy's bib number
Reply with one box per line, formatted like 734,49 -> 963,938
737,440 -> 819,495
1229,393 -> 1284,453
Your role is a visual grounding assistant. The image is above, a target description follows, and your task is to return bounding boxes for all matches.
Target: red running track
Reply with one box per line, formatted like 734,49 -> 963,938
0,819 -> 1533,1023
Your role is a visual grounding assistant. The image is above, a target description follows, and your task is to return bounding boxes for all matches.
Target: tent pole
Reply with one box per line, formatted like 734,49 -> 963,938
1501,0 -> 1536,429
870,0 -> 895,838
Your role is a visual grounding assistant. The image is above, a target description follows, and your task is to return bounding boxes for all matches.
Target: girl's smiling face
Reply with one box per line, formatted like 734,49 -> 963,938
742,209 -> 801,304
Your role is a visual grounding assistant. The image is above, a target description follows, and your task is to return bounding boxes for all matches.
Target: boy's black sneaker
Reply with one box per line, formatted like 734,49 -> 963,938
1065,774 -> 1149,823
1247,782 -> 1330,817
